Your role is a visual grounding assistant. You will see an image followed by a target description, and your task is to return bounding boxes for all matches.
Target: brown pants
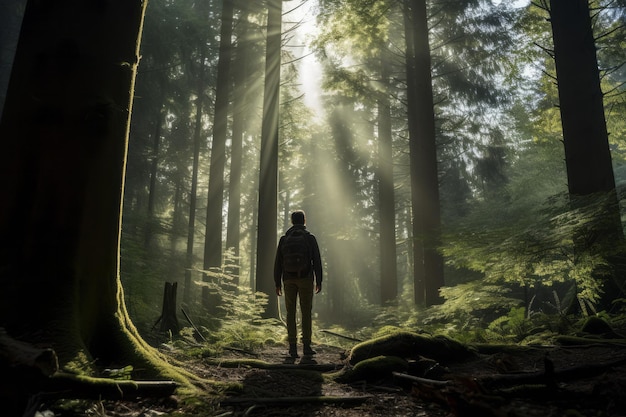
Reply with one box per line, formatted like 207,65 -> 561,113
284,277 -> 314,344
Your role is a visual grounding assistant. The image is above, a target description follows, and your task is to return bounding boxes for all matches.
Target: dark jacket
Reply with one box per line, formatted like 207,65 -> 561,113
274,225 -> 322,288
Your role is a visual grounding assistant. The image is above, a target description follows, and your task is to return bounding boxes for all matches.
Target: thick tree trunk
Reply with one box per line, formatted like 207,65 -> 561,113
0,0 -> 149,363
550,0 -> 615,196
550,0 -> 626,305
0,6 -> 190,414
256,0 -> 282,318
404,0 -> 445,306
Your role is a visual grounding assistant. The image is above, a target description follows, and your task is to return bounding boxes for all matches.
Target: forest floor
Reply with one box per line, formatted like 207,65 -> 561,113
47,338 -> 626,417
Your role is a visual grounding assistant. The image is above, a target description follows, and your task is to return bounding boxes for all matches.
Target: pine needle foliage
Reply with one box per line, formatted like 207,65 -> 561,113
443,190 -> 626,308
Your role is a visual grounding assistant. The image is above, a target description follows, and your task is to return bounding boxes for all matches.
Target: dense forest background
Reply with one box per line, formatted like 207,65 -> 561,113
3,0 -> 626,346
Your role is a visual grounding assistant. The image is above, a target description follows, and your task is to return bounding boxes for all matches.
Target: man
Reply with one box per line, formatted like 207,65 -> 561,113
274,210 -> 322,358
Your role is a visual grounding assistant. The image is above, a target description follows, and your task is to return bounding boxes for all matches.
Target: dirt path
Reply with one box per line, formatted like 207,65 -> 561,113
209,344 -> 445,417
44,341 -> 626,416
210,343 -> 626,417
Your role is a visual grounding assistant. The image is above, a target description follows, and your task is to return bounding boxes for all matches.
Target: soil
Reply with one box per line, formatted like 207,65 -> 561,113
44,340 -> 626,417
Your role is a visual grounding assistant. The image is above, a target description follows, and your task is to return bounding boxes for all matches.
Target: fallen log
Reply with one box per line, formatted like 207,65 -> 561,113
40,373 -> 179,400
0,328 -> 58,377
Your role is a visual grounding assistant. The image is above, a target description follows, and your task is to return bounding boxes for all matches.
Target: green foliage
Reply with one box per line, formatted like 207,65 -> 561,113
443,191 -> 625,309
193,264 -> 284,353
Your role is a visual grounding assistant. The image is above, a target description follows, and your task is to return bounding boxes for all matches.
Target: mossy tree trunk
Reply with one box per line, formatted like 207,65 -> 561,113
0,0 -> 169,378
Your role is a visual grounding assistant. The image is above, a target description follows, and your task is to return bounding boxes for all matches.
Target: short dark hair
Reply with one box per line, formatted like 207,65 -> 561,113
291,210 -> 306,225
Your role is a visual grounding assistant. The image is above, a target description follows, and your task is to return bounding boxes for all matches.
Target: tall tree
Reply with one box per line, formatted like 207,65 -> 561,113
225,0 -> 253,285
184,49 -> 207,305
378,46 -> 398,304
0,0 -> 183,412
256,0 -> 282,317
548,0 -> 626,305
204,0 -> 235,273
404,0 -> 444,306
549,0 -> 616,195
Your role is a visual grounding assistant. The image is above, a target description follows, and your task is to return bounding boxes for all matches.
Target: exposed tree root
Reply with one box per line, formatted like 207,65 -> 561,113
204,358 -> 341,372
220,395 -> 373,406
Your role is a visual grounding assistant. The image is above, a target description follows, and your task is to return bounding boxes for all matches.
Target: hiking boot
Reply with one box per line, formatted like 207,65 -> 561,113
289,343 -> 299,358
303,344 -> 316,356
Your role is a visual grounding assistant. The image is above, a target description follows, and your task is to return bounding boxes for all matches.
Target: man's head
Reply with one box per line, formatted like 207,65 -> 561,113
291,210 -> 306,225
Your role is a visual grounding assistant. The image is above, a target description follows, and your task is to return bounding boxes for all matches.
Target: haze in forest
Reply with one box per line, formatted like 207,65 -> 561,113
2,0 -> 626,346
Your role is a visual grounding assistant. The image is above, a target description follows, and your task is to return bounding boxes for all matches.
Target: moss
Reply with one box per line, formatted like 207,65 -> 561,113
348,331 -> 474,365
334,355 -> 408,383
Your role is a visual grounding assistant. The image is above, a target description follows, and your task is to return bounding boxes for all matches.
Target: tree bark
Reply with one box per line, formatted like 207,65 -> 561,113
204,0 -> 235,273
256,0 -> 282,317
226,0 -> 253,286
378,48 -> 398,305
145,100 -> 164,248
0,4 -> 186,412
404,0 -> 445,306
154,282 -> 180,334
550,0 -> 615,196
184,51 -> 205,306
549,0 -> 626,305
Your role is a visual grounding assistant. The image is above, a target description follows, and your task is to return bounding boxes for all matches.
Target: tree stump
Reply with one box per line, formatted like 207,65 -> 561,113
154,282 -> 180,334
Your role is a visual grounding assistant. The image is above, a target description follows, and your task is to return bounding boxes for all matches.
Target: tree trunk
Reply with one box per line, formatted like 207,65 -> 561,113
226,0 -> 252,287
155,282 -> 180,334
404,0 -> 444,306
378,49 -> 398,305
550,0 -> 626,305
0,1 -> 183,411
145,102 -> 163,248
204,0 -> 234,273
202,0 -> 235,312
256,0 -> 282,318
183,52 -> 206,306
550,0 -> 615,196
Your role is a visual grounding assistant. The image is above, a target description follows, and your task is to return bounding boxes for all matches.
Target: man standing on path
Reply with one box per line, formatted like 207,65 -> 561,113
274,210 -> 323,358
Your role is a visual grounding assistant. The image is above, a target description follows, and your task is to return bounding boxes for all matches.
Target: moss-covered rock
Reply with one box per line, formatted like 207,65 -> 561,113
348,331 -> 474,365
334,355 -> 408,383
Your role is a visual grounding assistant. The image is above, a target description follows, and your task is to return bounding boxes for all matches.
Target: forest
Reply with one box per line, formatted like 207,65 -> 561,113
2,0 -> 626,416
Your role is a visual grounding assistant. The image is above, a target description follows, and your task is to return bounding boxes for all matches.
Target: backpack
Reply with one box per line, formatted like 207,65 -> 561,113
281,229 -> 311,277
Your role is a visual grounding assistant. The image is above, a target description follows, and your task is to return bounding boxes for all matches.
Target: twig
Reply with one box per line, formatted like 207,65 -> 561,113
320,330 -> 363,342
391,372 -> 451,387
181,308 -> 207,342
